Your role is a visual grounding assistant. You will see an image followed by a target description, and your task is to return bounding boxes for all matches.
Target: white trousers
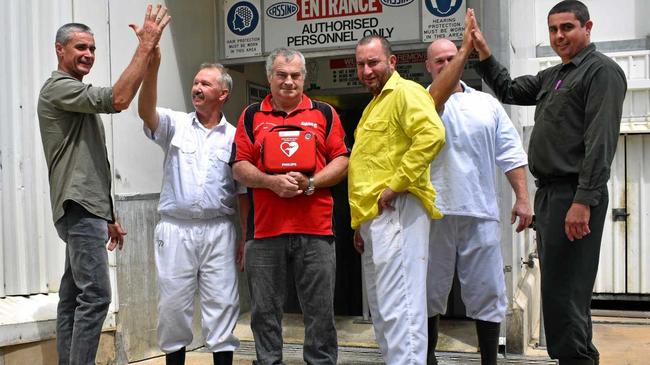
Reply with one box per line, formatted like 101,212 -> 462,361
154,216 -> 240,353
427,215 -> 507,322
360,194 -> 430,365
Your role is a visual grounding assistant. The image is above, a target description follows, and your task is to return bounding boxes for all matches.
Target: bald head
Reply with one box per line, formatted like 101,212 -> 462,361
426,39 -> 459,80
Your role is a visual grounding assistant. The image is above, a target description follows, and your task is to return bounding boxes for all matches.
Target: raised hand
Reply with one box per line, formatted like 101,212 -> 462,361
129,4 -> 171,51
469,11 -> 491,60
460,8 -> 476,53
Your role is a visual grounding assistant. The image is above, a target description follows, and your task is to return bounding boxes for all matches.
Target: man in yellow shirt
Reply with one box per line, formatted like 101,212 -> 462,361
349,9 -> 476,364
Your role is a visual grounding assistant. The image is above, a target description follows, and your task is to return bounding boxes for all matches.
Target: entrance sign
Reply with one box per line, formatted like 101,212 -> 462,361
263,0 -> 419,51
222,0 -> 467,59
421,0 -> 466,42
224,0 -> 263,58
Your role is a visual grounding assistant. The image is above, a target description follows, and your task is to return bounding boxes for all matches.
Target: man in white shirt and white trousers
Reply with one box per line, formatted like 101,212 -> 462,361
425,38 -> 533,365
138,48 -> 246,365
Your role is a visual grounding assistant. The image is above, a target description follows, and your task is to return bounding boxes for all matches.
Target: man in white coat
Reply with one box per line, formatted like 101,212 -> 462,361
138,48 -> 246,365
425,38 -> 533,365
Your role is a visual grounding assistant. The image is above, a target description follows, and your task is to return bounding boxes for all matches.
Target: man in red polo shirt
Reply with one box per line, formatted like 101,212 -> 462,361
232,47 -> 349,365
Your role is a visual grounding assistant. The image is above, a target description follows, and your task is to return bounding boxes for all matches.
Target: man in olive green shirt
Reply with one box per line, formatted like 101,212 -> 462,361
471,1 -> 626,364
37,6 -> 170,365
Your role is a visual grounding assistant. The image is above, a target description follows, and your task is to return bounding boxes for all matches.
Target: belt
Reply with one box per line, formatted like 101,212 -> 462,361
534,175 -> 578,188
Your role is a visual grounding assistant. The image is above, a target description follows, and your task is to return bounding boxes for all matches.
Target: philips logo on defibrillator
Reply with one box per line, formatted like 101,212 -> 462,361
380,0 -> 414,6
266,2 -> 298,19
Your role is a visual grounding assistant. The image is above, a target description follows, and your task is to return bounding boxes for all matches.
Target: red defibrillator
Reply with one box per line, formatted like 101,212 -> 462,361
261,125 -> 316,174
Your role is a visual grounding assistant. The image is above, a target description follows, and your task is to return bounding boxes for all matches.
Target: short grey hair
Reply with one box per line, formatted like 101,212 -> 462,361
56,23 -> 93,45
199,63 -> 233,100
265,48 -> 307,78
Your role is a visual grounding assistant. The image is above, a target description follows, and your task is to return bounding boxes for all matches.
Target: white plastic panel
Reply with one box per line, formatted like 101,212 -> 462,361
109,0 -> 218,196
594,137 -> 627,293
594,134 -> 650,295
613,52 -> 650,131
612,51 -> 650,80
626,134 -> 650,294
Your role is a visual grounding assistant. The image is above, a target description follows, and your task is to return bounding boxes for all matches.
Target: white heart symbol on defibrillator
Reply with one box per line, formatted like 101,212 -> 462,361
280,141 -> 299,157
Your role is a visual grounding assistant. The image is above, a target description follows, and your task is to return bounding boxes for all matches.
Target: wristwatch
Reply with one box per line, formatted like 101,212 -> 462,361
304,176 -> 315,195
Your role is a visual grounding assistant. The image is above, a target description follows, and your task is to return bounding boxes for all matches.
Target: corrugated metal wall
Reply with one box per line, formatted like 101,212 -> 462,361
1,0 -> 72,297
114,195 -> 206,362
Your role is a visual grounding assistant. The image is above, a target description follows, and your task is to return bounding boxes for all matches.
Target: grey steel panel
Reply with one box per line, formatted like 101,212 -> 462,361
114,196 -> 205,362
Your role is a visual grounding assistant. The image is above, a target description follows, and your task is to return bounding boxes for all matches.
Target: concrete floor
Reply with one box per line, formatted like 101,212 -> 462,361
131,313 -> 650,365
589,315 -> 650,365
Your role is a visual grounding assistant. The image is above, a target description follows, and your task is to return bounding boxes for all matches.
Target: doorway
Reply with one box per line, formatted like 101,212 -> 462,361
316,92 -> 372,316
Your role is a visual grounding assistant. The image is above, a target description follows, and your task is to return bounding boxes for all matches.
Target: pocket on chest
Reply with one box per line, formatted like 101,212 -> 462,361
357,119 -> 390,154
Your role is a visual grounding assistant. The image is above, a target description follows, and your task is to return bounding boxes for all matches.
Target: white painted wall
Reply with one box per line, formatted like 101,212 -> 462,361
101,0 -> 219,195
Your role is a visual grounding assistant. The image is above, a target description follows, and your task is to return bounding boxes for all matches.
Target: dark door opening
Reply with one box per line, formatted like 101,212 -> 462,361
281,86 -> 477,318
282,92 -> 371,316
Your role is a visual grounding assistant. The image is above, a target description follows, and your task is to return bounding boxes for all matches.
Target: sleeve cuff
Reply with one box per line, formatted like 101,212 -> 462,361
143,124 -> 156,140
105,88 -> 118,114
387,177 -> 409,193
502,162 -> 528,174
574,188 -> 602,206
143,107 -> 168,141
476,55 -> 498,75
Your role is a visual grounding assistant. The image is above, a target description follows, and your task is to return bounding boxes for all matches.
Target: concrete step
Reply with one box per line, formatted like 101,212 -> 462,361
232,341 -> 558,364
130,313 -> 557,364
131,342 -> 557,364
